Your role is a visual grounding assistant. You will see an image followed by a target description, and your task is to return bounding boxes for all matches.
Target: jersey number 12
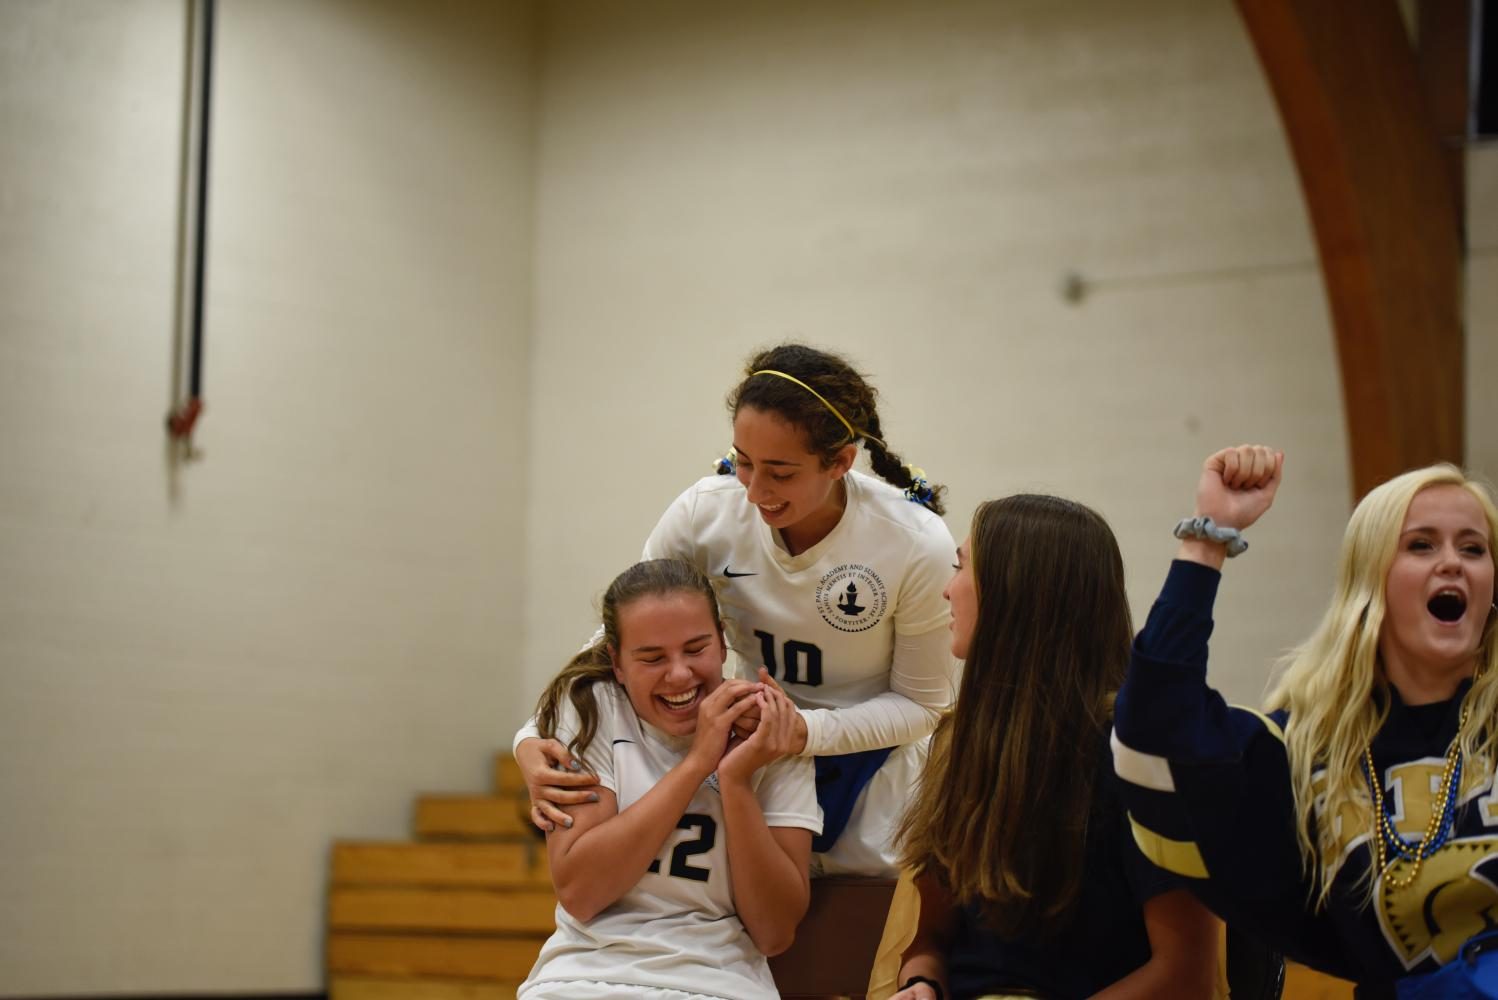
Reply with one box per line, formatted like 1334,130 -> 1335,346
646,813 -> 717,882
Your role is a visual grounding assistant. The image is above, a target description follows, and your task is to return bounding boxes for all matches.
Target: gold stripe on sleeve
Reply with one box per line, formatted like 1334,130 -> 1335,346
1128,816 -> 1210,878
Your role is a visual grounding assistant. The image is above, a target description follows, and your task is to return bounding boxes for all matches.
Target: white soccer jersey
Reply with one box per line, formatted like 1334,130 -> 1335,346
518,684 -> 820,1000
642,470 -> 958,756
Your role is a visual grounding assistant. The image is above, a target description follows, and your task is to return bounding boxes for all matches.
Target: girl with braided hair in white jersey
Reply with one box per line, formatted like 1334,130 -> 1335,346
518,558 -> 820,1000
516,343 -> 957,878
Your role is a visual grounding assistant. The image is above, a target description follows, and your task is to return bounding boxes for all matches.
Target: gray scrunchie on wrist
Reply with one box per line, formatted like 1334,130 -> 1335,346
1173,515 -> 1248,557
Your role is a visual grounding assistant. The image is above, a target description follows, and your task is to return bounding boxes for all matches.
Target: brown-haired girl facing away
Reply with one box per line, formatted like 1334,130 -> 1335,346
517,558 -> 819,1000
893,495 -> 1219,1000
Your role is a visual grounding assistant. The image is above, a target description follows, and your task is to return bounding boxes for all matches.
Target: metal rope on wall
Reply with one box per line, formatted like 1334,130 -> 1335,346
167,0 -> 215,453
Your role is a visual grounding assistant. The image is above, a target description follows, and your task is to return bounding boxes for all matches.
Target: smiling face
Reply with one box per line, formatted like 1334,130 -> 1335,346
732,406 -> 854,547
610,591 -> 727,736
945,535 -> 977,660
1379,484 -> 1496,700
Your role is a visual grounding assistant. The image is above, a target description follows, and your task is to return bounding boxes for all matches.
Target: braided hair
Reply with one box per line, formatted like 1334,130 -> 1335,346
723,343 -> 946,515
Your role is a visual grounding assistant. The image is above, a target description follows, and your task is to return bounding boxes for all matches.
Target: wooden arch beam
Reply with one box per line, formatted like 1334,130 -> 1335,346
1234,0 -> 1465,500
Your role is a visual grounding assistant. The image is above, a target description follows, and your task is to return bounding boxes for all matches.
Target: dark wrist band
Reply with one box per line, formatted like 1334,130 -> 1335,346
900,975 -> 944,1000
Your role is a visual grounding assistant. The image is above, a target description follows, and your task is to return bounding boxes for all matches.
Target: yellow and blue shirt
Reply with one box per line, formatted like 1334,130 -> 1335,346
1113,560 -> 1498,996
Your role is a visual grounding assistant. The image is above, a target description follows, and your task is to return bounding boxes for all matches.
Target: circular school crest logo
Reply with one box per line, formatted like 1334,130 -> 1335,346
815,563 -> 888,632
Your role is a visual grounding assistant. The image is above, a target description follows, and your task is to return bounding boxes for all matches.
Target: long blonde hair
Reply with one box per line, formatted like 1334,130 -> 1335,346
1266,465 -> 1498,908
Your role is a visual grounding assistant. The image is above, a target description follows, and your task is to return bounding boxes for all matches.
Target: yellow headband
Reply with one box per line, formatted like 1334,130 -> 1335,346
749,369 -> 886,448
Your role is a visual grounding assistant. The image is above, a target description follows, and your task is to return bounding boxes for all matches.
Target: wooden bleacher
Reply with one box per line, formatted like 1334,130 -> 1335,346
325,754 -> 1358,1000
327,756 -> 553,999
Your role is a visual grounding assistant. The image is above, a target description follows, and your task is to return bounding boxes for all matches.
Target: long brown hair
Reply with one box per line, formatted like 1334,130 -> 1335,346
897,494 -> 1132,937
534,558 -> 723,760
725,343 -> 946,515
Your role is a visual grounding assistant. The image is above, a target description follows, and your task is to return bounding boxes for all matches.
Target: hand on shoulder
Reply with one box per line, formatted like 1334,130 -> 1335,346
517,736 -> 602,832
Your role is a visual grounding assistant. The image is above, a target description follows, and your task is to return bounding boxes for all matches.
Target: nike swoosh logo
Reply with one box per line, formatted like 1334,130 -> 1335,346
723,566 -> 757,578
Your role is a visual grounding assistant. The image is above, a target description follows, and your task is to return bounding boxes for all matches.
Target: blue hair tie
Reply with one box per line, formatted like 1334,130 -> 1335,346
903,464 -> 933,505
713,448 -> 737,476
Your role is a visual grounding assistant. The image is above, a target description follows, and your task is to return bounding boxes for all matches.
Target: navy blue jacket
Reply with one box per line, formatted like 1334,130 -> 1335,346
1112,560 -> 1498,998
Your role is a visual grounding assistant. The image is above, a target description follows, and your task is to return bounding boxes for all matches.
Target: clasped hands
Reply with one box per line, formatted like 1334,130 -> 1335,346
519,668 -> 806,832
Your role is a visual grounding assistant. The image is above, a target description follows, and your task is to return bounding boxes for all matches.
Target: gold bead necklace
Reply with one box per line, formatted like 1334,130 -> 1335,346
1362,676 -> 1478,891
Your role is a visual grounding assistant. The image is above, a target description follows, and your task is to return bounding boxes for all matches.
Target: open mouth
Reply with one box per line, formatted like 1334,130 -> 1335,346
1428,589 -> 1467,623
658,687 -> 701,712
758,502 -> 788,515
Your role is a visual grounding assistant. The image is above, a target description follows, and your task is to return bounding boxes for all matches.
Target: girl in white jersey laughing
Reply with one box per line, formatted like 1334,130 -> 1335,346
517,558 -> 820,1000
517,343 -> 957,876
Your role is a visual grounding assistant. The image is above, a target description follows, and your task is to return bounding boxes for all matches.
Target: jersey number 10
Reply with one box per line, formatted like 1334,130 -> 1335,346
753,630 -> 823,686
